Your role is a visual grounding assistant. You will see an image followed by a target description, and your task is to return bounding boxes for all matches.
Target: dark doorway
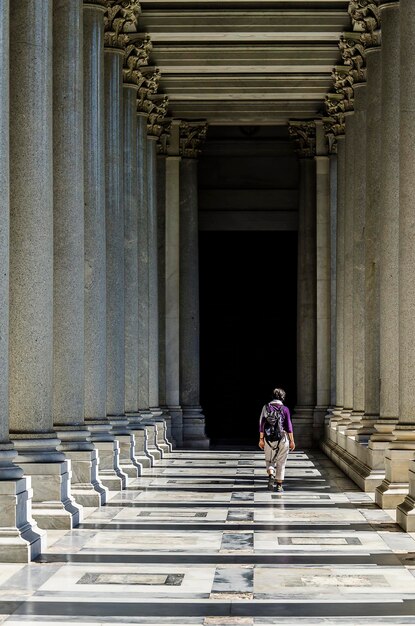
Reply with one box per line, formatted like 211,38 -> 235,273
200,231 -> 298,447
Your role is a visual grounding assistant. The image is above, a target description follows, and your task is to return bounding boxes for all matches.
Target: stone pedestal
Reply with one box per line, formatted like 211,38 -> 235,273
180,157 -> 210,449
293,158 -> 316,448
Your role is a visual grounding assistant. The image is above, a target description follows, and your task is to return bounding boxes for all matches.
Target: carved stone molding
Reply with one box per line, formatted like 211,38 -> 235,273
179,121 -> 208,158
123,36 -> 152,85
288,121 -> 316,158
104,0 -> 141,49
339,32 -> 367,84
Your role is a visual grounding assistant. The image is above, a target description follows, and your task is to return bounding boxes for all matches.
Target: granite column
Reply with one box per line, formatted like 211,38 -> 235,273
393,0 -> 415,529
165,150 -> 184,446
9,0 -> 82,528
374,1 -> 403,509
103,39 -> 137,479
53,0 -> 107,507
293,157 -> 317,448
0,0 -> 44,560
180,157 -> 210,448
313,122 -> 331,441
83,0 -> 125,490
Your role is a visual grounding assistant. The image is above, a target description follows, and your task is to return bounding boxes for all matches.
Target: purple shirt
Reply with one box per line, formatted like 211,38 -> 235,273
259,402 -> 293,434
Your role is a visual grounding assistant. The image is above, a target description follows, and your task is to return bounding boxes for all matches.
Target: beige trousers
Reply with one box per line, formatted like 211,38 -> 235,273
264,434 -> 290,481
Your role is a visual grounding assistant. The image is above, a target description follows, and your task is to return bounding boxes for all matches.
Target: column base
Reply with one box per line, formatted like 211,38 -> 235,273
93,440 -> 127,491
375,448 -> 415,509
56,426 -> 108,507
11,434 -> 83,529
396,459 -> 415,531
158,407 -> 176,448
115,433 -> 141,478
139,421 -> 163,460
182,406 -> 210,449
321,437 -> 383,491
169,405 -> 183,447
126,415 -> 154,468
313,405 -> 328,445
152,417 -> 173,454
291,406 -> 314,448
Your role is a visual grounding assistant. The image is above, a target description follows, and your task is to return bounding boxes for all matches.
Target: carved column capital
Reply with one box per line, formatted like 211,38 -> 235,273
147,94 -> 170,141
136,66 -> 161,114
179,121 -> 208,158
348,0 -> 381,49
104,0 -> 141,49
323,115 -> 346,154
288,121 -> 316,158
123,35 -> 152,85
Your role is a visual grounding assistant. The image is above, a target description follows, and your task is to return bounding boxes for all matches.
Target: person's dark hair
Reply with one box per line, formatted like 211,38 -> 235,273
273,387 -> 286,402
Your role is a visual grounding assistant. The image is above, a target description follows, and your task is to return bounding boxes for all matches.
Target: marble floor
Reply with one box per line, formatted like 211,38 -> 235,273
2,449 -> 415,625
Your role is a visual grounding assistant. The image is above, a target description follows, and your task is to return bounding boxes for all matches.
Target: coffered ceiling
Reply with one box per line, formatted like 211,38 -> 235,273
139,0 -> 351,125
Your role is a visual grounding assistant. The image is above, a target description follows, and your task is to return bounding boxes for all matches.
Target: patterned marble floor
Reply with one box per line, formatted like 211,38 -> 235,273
2,449 -> 415,625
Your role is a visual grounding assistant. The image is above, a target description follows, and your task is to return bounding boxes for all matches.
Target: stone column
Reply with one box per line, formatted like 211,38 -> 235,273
83,0 -> 126,490
345,82 -> 367,439
180,150 -> 210,448
375,1 -> 404,510
165,150 -> 184,446
0,0 -> 45,561
313,121 -> 331,441
53,0 -> 107,508
148,135 -> 161,416
392,0 -> 415,530
329,151 -> 338,411
137,113 -> 151,418
9,0 -> 82,529
293,157 -> 317,447
157,150 -> 175,447
103,27 -> 139,480
356,46 -> 382,443
331,134 -> 346,427
341,112 -> 355,426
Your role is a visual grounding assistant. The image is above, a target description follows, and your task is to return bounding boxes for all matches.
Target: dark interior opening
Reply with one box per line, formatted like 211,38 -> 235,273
200,230 -> 298,447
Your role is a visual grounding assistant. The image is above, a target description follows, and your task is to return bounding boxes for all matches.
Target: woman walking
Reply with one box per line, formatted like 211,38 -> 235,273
258,387 -> 295,492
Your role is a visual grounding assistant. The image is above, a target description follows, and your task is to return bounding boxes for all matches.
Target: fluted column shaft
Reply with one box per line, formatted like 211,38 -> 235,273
180,158 -> 209,448
137,113 -> 150,414
124,85 -> 139,415
166,155 -> 183,445
148,135 -> 160,413
104,46 -> 125,417
293,157 -> 316,447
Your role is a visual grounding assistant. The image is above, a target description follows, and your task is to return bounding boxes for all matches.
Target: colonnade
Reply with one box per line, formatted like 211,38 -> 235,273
0,0 -> 209,562
290,0 -> 415,532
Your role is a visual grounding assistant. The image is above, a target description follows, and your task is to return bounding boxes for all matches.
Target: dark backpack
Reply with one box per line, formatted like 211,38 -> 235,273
264,404 -> 285,442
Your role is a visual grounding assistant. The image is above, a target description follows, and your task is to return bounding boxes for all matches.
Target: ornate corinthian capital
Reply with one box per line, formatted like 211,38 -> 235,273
180,121 -> 208,158
136,67 -> 161,113
339,33 -> 367,83
348,0 -> 381,48
288,121 -> 316,158
123,36 -> 152,84
323,116 -> 346,154
104,0 -> 141,49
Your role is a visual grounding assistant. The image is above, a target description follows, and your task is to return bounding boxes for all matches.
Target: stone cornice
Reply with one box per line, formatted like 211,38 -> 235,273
288,120 -> 316,158
179,121 -> 208,158
104,0 -> 141,49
